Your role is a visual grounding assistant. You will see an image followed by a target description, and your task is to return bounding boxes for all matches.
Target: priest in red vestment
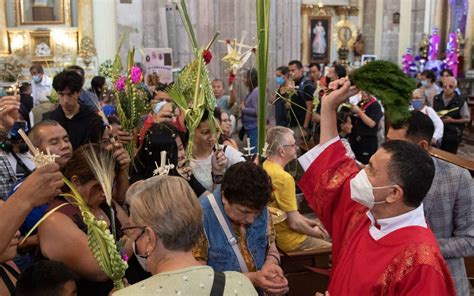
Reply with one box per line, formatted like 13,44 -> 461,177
299,78 -> 456,295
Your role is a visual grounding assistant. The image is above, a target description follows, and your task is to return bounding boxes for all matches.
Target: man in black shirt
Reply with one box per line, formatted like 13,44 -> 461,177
433,77 -> 471,153
349,91 -> 383,164
44,70 -> 104,150
288,60 -> 315,144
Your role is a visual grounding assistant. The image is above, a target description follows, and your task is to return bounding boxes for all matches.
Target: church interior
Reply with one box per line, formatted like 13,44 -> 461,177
0,0 -> 473,295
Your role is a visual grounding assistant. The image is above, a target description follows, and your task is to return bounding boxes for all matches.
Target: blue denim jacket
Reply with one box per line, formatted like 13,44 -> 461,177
200,187 -> 268,272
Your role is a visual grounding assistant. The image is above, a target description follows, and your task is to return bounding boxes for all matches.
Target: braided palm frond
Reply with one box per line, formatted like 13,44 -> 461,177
63,179 -> 128,290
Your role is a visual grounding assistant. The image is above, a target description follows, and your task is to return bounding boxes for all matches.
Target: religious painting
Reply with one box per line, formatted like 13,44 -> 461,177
309,16 -> 331,63
30,31 -> 54,61
16,0 -> 68,25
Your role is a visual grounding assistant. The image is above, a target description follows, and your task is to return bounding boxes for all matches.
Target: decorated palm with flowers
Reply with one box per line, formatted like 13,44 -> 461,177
167,0 -> 220,158
113,48 -> 148,158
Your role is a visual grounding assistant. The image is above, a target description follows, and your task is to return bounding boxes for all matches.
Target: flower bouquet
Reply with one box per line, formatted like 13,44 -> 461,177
99,59 -> 113,79
112,48 -> 148,158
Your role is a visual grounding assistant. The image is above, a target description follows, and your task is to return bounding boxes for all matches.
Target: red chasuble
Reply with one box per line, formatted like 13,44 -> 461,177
299,140 -> 456,295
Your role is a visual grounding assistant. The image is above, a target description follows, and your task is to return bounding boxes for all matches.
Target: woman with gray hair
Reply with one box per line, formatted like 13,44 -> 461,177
113,176 -> 256,295
411,88 -> 444,145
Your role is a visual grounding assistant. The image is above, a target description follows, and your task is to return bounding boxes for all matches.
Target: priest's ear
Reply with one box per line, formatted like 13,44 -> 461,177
385,185 -> 404,205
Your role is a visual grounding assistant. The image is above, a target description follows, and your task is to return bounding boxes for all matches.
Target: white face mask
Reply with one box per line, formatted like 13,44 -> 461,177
350,169 -> 395,209
132,239 -> 149,272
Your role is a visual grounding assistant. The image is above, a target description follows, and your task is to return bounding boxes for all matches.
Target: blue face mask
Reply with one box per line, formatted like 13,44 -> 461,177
32,75 -> 42,83
420,80 -> 428,87
411,100 -> 423,110
275,76 -> 285,86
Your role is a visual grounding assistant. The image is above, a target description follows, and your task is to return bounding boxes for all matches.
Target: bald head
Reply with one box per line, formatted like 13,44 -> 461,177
443,76 -> 457,87
442,76 -> 457,97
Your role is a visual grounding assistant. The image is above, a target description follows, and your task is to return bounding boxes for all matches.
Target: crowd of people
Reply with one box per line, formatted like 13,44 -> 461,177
0,58 -> 472,296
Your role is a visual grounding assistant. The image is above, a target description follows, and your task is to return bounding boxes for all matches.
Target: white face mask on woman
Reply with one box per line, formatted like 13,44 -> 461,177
132,239 -> 149,272
350,169 -> 395,209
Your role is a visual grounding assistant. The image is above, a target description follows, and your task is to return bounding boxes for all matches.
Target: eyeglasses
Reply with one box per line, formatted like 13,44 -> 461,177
443,85 -> 455,89
121,225 -> 146,238
282,143 -> 297,149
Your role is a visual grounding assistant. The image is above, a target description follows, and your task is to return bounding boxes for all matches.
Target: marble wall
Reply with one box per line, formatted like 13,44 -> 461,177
380,0 -> 400,63
115,0 -> 144,62
410,0 -> 426,52
124,0 -> 302,90
362,0 -> 376,54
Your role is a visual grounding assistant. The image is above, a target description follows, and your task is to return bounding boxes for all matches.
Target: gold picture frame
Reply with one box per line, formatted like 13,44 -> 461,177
30,30 -> 54,61
16,0 -> 70,26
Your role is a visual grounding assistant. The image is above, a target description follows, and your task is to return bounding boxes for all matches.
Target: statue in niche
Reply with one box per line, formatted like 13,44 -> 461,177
353,30 -> 364,59
79,36 -> 97,68
418,33 -> 429,60
456,29 -> 465,56
35,42 -> 51,56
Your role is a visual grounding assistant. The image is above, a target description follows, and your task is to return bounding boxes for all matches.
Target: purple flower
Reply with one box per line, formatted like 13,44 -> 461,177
121,253 -> 129,262
115,76 -> 126,91
130,66 -> 142,84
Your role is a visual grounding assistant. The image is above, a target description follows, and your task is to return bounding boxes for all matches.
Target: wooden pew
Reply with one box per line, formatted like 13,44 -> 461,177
280,246 -> 332,296
429,147 -> 474,176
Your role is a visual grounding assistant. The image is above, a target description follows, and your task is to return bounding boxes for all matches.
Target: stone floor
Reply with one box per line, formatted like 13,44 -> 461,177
459,128 -> 474,159
458,142 -> 474,159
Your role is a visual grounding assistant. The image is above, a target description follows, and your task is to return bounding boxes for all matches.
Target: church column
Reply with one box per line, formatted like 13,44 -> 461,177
423,0 -> 432,33
464,3 -> 473,71
93,0 -> 117,63
397,0 -> 412,64
142,0 -> 168,48
78,0 -> 94,42
0,0 -> 9,55
357,0 -> 364,29
374,0 -> 384,58
432,0 -> 443,31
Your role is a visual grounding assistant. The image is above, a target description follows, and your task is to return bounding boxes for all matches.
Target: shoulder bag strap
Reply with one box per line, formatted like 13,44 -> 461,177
0,263 -> 19,279
210,271 -> 226,296
0,264 -> 16,295
207,193 -> 249,273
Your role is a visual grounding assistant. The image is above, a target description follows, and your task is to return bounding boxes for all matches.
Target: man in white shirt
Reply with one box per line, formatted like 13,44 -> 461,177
411,88 -> 444,145
30,64 -> 53,106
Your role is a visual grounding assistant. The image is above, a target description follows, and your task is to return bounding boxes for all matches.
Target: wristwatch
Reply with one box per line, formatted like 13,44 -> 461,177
212,172 -> 224,184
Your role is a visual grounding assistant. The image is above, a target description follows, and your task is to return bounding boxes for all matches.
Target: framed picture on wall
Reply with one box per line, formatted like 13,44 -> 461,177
361,54 -> 377,65
16,0 -> 70,26
308,16 -> 331,63
30,31 -> 54,61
